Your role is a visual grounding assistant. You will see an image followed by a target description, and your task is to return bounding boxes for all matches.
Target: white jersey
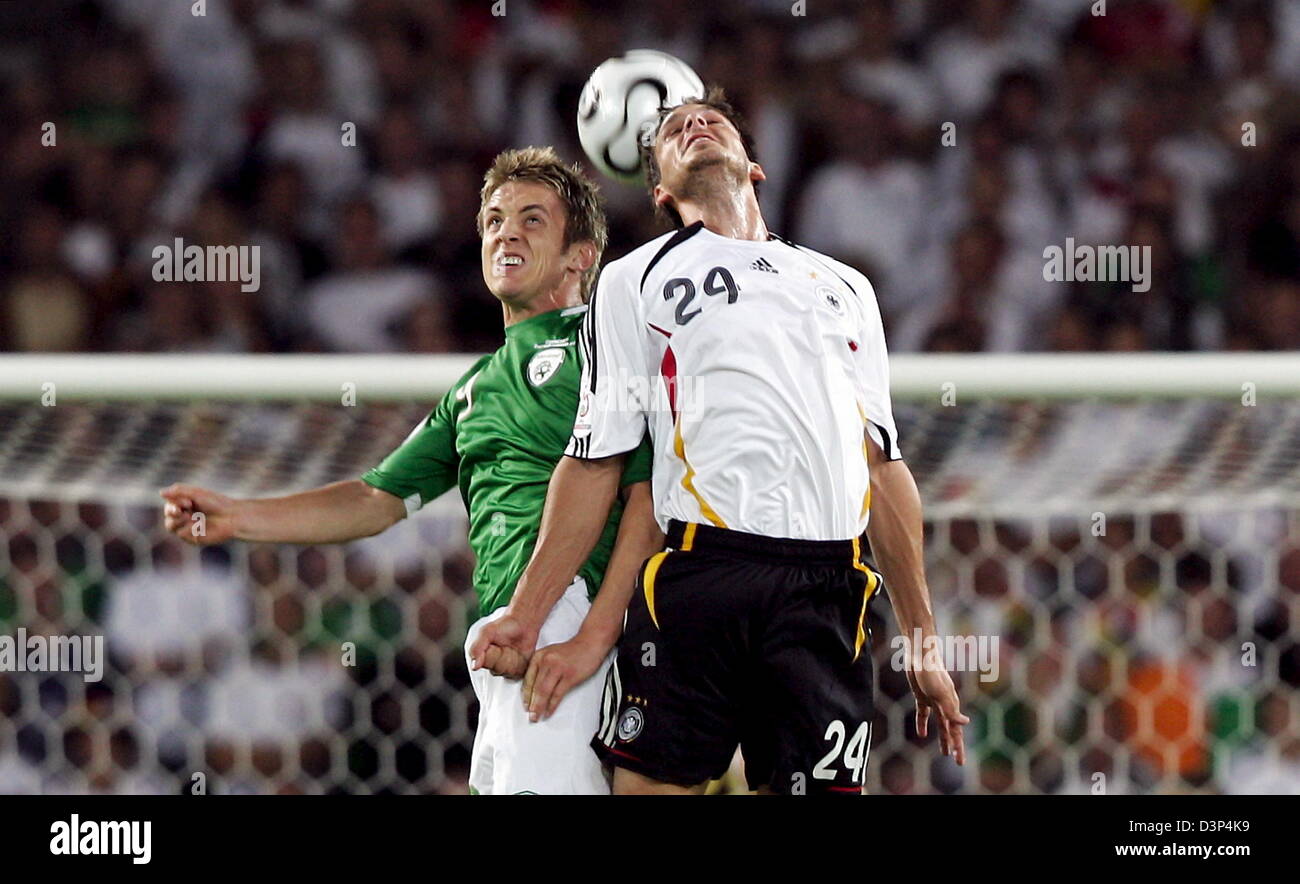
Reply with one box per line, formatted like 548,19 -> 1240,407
566,221 -> 902,541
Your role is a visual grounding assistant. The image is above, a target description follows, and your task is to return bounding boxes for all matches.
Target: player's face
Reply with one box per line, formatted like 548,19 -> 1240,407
652,103 -> 763,203
479,181 -> 580,305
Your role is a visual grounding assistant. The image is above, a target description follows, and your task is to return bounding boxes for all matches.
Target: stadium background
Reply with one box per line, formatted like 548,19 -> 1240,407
0,0 -> 1298,794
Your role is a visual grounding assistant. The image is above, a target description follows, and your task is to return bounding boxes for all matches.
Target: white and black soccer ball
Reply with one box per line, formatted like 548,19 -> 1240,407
576,49 -> 705,184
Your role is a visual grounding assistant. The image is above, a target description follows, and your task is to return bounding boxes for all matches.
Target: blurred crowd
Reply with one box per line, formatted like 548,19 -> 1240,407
1,0 -> 1299,356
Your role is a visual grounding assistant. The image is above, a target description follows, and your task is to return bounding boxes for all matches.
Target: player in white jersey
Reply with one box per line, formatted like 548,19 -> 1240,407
470,88 -> 966,794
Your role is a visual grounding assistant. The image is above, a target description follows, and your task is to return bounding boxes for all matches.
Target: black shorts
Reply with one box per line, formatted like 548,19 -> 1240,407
592,520 -> 883,794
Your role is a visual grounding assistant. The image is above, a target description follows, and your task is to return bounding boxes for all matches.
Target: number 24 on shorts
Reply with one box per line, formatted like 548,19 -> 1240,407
813,720 -> 870,781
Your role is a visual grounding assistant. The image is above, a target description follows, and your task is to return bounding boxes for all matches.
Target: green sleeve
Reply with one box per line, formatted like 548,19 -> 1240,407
361,359 -> 486,511
619,432 -> 653,487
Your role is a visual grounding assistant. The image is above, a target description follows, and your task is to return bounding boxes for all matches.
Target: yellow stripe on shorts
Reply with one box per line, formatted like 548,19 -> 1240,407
850,536 -> 880,663
642,551 -> 670,630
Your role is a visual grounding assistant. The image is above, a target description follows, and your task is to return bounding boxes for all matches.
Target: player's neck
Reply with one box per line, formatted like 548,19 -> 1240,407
675,188 -> 767,242
500,281 -> 584,328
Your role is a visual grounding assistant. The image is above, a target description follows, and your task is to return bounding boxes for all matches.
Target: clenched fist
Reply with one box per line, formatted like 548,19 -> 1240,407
160,483 -> 240,545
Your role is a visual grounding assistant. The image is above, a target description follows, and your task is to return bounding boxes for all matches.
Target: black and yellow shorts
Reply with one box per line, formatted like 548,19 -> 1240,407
592,519 -> 883,794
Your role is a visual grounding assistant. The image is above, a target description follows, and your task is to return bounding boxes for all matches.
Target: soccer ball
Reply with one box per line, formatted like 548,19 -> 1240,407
576,50 -> 705,184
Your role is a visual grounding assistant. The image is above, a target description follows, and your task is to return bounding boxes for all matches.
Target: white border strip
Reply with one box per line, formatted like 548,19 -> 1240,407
0,353 -> 1297,401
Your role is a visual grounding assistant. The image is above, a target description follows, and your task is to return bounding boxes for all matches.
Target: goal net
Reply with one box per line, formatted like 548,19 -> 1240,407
0,354 -> 1296,794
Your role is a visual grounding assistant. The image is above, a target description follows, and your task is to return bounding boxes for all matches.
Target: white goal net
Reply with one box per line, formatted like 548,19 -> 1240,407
0,355 -> 1297,794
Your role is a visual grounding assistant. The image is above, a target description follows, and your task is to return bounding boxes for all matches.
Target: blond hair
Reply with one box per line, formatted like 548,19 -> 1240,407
477,146 -> 607,299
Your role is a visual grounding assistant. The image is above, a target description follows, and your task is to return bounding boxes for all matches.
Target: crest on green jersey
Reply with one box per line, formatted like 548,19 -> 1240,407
527,347 -> 566,387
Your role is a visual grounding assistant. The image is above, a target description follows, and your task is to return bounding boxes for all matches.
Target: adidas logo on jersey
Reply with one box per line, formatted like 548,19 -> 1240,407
750,257 -> 778,274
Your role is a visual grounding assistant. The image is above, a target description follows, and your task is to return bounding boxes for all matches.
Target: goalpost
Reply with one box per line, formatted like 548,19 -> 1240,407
0,353 -> 1297,794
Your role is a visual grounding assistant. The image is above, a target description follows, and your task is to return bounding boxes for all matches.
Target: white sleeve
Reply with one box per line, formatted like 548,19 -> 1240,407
852,274 -> 903,462
566,262 -> 649,459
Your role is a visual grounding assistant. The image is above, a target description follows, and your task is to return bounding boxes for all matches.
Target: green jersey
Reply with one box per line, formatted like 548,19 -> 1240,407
362,305 -> 652,617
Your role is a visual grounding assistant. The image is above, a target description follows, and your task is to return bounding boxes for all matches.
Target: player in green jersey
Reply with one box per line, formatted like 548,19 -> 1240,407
160,146 -> 664,794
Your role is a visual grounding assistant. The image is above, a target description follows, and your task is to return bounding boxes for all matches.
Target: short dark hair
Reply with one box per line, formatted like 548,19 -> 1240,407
639,85 -> 760,228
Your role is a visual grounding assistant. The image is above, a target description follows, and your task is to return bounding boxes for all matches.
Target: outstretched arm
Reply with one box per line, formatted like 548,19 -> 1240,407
864,437 -> 969,766
522,479 -> 663,719
468,453 -> 624,676
165,369 -> 467,548
161,480 -> 406,546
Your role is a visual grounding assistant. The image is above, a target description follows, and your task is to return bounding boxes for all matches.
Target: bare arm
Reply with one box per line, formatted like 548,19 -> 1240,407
508,454 -> 625,637
865,436 -> 968,765
161,479 -> 406,546
864,442 -> 935,637
468,453 -> 624,674
522,480 -> 664,720
576,480 -> 663,649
